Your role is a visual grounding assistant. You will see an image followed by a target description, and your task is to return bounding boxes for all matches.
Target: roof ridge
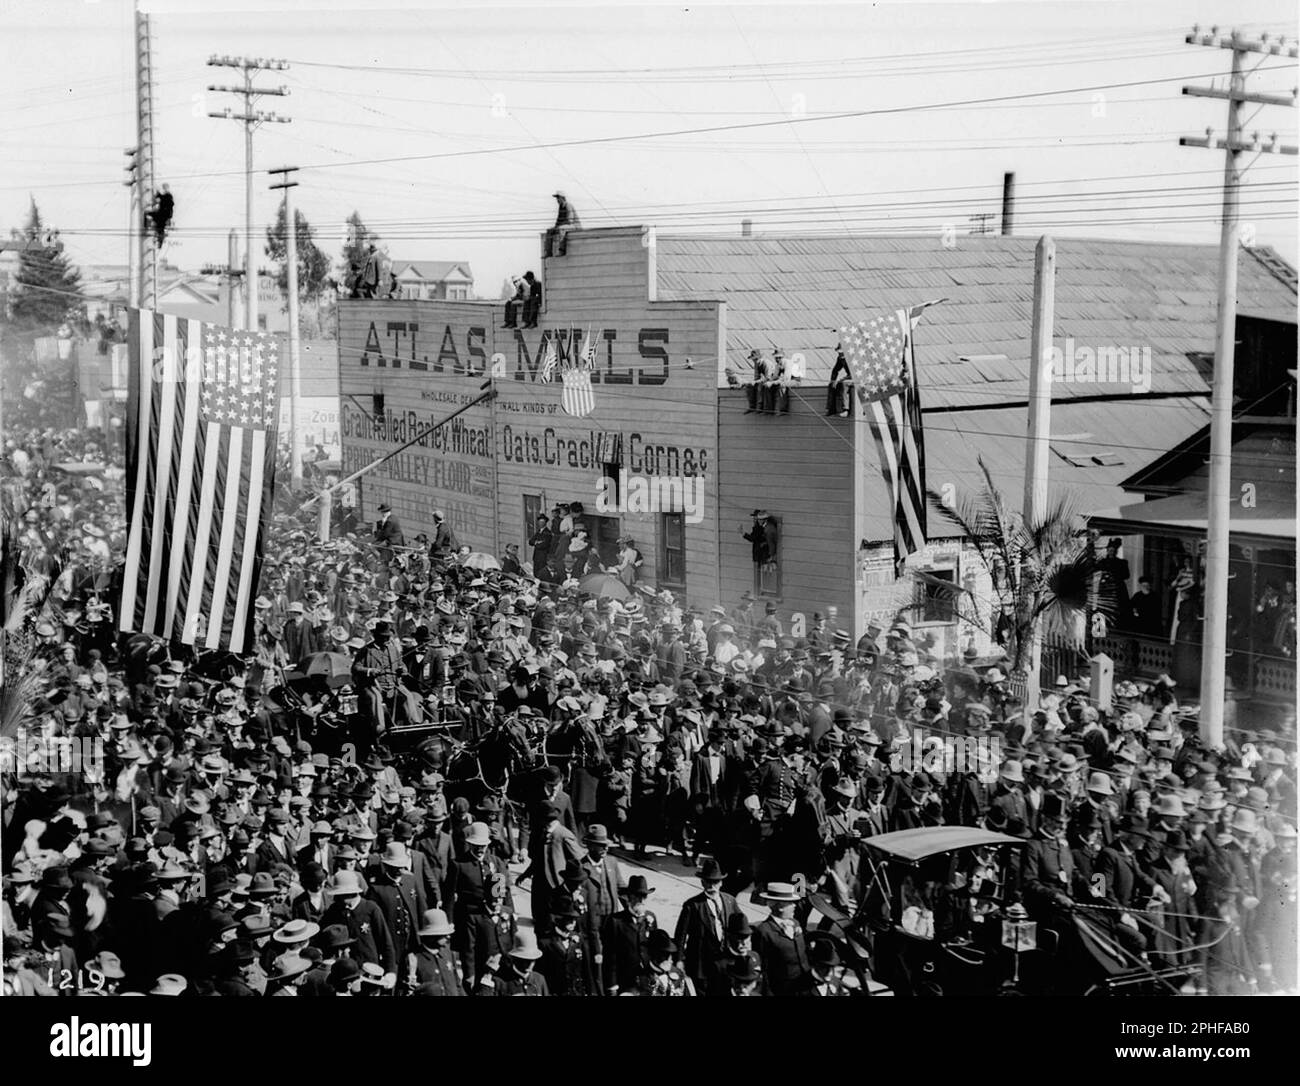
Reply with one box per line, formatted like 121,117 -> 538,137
1243,245 -> 1298,295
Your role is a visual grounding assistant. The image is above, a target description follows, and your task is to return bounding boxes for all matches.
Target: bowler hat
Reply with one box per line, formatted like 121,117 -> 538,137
418,908 -> 455,937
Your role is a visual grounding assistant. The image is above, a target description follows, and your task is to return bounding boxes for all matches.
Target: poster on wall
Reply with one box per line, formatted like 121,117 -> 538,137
278,396 -> 342,463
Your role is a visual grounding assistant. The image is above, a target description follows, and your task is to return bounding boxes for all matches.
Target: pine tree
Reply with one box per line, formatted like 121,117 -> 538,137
8,199 -> 84,334
264,203 -> 330,304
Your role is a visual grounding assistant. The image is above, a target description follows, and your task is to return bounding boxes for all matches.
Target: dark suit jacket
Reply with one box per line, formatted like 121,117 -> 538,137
253,835 -> 295,874
1096,844 -> 1158,908
374,516 -> 405,548
674,891 -> 742,983
1021,832 -> 1075,912
601,908 -> 658,993
321,898 -> 397,973
751,916 -> 811,996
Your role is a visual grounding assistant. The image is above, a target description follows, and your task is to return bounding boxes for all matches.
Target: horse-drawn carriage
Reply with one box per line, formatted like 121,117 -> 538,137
803,827 -> 1192,997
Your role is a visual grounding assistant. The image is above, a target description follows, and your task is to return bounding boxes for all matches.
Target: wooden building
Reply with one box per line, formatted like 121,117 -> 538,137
338,227 -> 1296,645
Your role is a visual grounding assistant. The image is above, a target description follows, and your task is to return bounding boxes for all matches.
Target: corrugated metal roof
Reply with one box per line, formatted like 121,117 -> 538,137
653,234 -> 1298,404
857,396 -> 1212,543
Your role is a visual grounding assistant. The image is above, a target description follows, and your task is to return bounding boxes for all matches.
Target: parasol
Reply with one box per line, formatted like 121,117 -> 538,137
461,552 -> 501,572
577,572 -> 631,600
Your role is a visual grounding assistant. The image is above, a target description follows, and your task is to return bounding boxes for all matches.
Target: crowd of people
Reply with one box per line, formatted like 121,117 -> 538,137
1,403 -> 1296,998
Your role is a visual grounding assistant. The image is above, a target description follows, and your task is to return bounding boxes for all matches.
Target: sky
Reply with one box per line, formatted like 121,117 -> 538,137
2,0 -> 1296,297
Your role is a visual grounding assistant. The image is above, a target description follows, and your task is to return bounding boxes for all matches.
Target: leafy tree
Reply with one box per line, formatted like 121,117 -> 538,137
7,199 -> 84,334
265,203 -> 330,305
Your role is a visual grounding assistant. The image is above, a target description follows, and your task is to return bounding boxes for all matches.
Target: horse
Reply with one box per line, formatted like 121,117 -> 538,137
442,714 -> 544,813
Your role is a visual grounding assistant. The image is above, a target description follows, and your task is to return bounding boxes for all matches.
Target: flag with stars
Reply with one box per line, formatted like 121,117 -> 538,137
119,310 -> 280,652
840,299 -> 942,576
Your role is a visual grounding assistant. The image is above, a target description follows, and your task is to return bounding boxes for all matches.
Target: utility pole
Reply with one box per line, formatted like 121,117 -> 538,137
1180,26 -> 1297,748
198,229 -> 244,329
124,148 -> 140,308
269,166 -> 302,488
1021,235 -> 1055,713
135,8 -> 157,309
206,55 -> 290,331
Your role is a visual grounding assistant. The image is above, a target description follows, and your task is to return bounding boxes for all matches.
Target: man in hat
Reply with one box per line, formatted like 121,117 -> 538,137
351,620 -> 406,745
412,797 -> 454,908
524,799 -> 583,935
602,875 -> 659,995
373,503 -> 405,565
580,824 -> 622,937
367,842 -> 425,990
807,942 -> 856,996
751,881 -> 811,996
673,858 -> 742,993
743,734 -> 808,889
1021,793 -> 1077,919
447,821 -> 514,989
320,870 -> 397,988
411,908 -> 462,995
430,510 -> 458,562
476,930 -> 548,996
538,895 -> 597,996
283,601 -> 318,664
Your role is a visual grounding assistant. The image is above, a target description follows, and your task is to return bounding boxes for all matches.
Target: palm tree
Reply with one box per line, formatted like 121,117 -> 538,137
904,457 -> 1111,676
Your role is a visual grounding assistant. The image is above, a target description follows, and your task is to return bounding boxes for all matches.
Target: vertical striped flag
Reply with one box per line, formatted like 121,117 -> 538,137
119,310 -> 279,653
840,300 -> 942,576
538,332 -> 558,383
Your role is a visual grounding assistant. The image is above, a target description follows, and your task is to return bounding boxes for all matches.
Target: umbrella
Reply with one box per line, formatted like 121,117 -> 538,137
461,552 -> 501,572
297,652 -> 355,688
577,572 -> 631,600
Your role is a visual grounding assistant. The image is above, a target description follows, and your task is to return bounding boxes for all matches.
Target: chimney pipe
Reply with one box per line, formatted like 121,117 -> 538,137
741,219 -> 753,237
1001,172 -> 1015,236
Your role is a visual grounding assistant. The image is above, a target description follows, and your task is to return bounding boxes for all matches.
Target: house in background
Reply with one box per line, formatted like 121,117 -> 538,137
1090,311 -> 1297,711
391,260 -> 474,301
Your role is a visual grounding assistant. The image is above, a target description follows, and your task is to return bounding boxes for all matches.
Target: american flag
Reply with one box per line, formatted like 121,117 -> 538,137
841,300 -> 941,575
119,310 -> 279,653
538,333 -> 558,383
580,327 -> 597,371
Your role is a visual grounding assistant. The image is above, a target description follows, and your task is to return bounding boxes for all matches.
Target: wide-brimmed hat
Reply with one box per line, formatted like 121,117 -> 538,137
465,821 -> 491,847
620,875 -> 654,898
1230,807 -> 1258,836
1000,759 -> 1025,784
273,919 -> 320,945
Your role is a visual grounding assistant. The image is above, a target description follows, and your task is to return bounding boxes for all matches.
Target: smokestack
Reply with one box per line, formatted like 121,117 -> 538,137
741,219 -> 753,237
1001,172 -> 1015,236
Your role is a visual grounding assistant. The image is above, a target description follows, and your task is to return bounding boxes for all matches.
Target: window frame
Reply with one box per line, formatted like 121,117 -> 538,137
658,511 -> 687,592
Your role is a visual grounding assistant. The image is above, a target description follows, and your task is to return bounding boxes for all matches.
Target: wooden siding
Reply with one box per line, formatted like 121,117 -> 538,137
538,227 -> 655,313
716,387 -> 857,625
339,233 -> 722,605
